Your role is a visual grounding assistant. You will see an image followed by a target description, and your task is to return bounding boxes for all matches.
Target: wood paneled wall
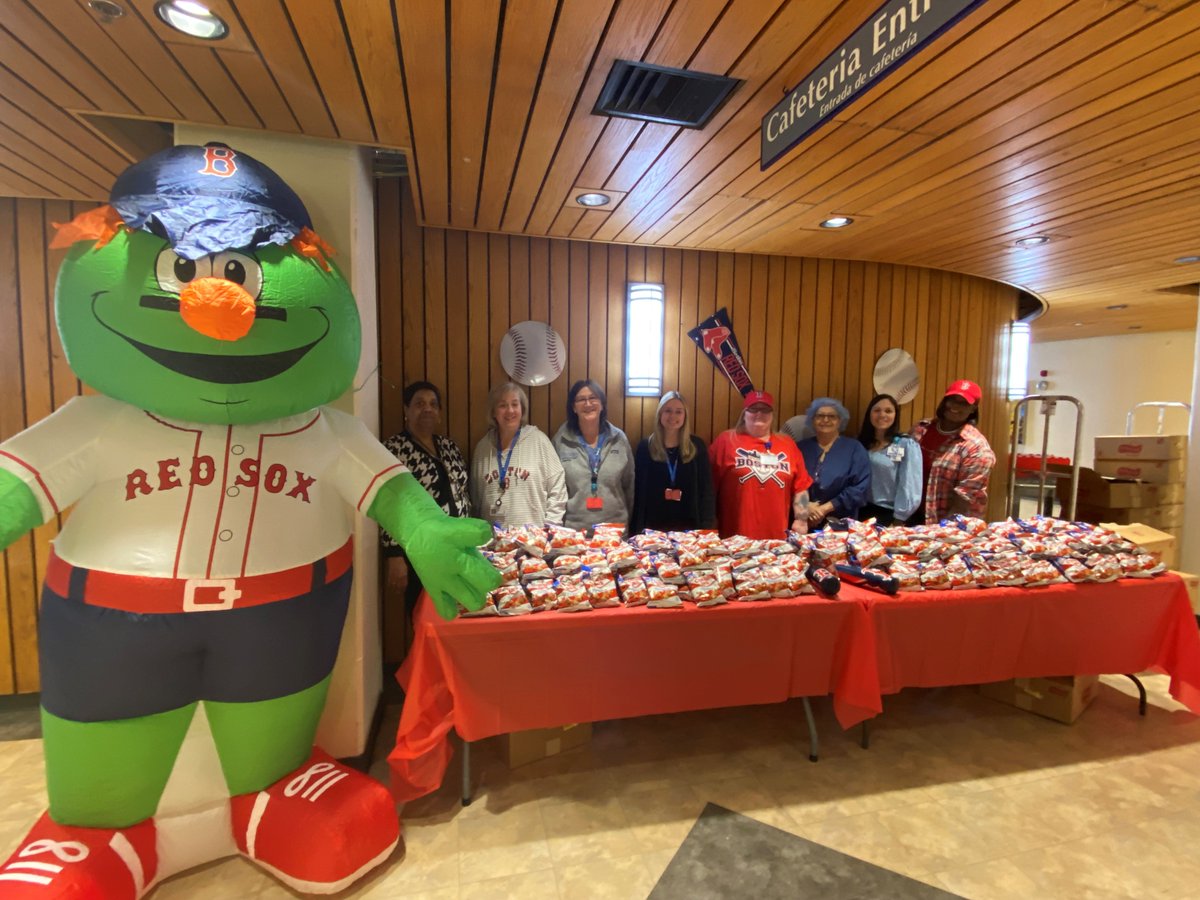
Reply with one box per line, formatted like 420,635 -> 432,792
0,198 -> 89,694
377,177 -> 1017,507
0,186 -> 1017,693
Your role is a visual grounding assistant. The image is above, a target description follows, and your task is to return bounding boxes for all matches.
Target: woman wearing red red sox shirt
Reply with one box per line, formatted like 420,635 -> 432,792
710,391 -> 812,539
909,380 -> 997,524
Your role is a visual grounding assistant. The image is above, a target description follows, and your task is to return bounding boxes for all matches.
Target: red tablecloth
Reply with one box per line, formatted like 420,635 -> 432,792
388,594 -> 878,801
387,575 -> 1200,802
858,574 -> 1200,711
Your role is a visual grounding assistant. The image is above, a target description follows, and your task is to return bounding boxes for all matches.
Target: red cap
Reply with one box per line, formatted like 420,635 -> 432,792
743,390 -> 774,410
943,380 -> 982,404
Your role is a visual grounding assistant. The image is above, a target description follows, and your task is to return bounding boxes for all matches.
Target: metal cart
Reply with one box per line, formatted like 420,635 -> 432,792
1126,401 -> 1191,435
1007,394 -> 1084,520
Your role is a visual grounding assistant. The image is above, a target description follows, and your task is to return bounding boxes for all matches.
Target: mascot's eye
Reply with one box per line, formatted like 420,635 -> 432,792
155,249 -> 213,294
212,251 -> 262,300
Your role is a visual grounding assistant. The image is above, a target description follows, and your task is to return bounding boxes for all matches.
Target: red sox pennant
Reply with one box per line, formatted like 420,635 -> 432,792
687,307 -> 755,396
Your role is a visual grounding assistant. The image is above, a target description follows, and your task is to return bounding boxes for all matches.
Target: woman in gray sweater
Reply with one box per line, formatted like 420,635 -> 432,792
551,379 -> 635,532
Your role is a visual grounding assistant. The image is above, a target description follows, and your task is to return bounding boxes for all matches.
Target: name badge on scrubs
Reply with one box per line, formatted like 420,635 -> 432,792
886,442 -> 905,462
664,488 -> 682,501
586,496 -> 604,511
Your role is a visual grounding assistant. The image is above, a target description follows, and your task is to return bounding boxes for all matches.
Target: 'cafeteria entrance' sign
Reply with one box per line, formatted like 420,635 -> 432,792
761,0 -> 987,170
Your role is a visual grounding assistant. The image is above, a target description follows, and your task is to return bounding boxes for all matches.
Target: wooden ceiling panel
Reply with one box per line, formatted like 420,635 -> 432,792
0,0 -> 1196,340
341,0 -> 410,147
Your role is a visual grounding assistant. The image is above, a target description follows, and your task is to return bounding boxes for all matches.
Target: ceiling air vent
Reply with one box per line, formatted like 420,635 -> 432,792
593,60 -> 741,129
372,149 -> 408,179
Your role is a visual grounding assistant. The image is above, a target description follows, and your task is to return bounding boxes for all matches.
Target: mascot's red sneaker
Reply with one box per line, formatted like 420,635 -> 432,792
0,812 -> 157,899
230,748 -> 400,894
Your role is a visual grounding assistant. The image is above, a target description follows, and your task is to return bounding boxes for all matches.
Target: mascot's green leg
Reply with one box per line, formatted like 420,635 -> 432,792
205,676 -> 332,795
41,703 -> 196,828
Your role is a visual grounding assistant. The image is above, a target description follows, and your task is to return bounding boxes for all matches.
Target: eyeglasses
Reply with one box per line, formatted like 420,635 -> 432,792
813,413 -> 839,421
574,396 -> 600,407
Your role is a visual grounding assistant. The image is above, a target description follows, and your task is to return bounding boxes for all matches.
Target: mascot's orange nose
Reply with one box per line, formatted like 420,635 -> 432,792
178,277 -> 257,341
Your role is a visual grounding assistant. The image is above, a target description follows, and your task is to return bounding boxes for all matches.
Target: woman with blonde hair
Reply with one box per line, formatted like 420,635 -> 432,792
469,382 -> 566,526
630,391 -> 716,534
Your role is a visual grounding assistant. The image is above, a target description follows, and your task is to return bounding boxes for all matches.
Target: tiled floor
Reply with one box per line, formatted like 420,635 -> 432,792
3,674 -> 1200,898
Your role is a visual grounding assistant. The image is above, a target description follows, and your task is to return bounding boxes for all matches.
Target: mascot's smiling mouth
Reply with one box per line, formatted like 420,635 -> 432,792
91,292 -> 329,384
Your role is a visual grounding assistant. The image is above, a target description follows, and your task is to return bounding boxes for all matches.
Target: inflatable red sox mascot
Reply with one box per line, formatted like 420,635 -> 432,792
0,143 -> 499,897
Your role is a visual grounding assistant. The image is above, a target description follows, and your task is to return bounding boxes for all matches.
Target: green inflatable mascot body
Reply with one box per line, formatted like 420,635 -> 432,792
0,143 -> 498,897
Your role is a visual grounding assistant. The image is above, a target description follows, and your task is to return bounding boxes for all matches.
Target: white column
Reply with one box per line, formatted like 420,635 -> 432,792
1185,288 -> 1200,573
175,125 -> 381,756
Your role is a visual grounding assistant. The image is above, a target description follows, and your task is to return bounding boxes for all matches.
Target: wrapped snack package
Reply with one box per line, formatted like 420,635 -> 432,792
1084,553 -> 1122,582
525,582 -> 557,610
586,573 -> 622,608
551,579 -> 593,612
493,584 -> 534,616
513,525 -> 549,558
590,523 -> 626,549
1053,556 -> 1093,584
733,570 -> 771,601
487,524 -> 519,553
887,559 -> 922,591
653,554 -> 686,584
552,554 -> 583,576
918,560 -> 950,589
953,515 -> 989,536
759,565 -> 792,599
943,556 -> 976,589
1023,559 -> 1066,587
486,551 -> 520,585
963,554 -> 1000,588
546,525 -> 587,557
618,574 -> 649,607
630,530 -> 673,553
847,533 -> 888,569
606,544 -> 638,570
688,577 -> 726,607
1116,552 -> 1166,578
644,576 -> 684,608
520,556 -> 552,582
461,593 -> 499,617
676,546 -> 709,570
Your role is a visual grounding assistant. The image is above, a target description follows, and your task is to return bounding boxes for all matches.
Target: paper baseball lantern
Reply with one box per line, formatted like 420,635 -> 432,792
499,320 -> 566,386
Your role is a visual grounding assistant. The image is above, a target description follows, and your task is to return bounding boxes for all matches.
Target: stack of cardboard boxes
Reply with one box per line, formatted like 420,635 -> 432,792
1056,433 -> 1193,610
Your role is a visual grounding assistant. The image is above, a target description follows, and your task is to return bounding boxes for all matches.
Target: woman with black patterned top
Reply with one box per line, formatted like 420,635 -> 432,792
381,381 -> 470,621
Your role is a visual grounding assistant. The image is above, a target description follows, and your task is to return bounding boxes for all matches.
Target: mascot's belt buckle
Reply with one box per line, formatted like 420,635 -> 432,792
183,578 -> 243,612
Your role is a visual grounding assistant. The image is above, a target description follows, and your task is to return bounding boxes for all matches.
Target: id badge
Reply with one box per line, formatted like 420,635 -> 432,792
586,496 -> 604,511
664,488 -> 682,501
886,443 -> 905,462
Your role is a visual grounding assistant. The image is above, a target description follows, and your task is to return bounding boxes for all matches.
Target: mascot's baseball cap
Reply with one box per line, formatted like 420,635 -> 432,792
943,380 -> 982,404
109,142 -> 312,260
743,390 -> 775,410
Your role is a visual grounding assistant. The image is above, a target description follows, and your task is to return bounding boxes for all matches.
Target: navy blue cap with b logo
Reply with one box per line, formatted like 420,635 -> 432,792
109,143 -> 313,261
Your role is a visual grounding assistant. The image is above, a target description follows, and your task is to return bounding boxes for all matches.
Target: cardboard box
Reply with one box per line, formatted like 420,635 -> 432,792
1100,522 -> 1178,569
979,675 -> 1100,724
1170,571 -> 1200,614
499,723 -> 592,769
1094,434 -> 1187,461
1076,503 -> 1185,529
1054,466 -> 1185,508
1093,457 -> 1187,484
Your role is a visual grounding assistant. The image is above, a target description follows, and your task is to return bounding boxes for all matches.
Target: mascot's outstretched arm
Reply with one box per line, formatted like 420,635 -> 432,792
0,469 -> 43,549
368,472 -> 499,619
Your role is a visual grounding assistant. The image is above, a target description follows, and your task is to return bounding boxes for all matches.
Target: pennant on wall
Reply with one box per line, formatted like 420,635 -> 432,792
687,308 -> 755,396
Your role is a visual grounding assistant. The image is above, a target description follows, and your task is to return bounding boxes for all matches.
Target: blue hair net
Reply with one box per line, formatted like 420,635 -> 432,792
804,397 -> 851,435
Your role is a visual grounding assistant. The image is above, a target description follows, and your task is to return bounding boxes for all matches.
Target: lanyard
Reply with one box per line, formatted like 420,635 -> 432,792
495,427 -> 520,490
665,446 -> 679,486
584,430 -> 607,493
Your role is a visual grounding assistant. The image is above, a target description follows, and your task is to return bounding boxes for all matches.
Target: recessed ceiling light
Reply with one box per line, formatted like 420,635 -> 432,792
575,192 -> 611,208
87,0 -> 125,22
154,1 -> 229,40
1073,322 -> 1084,327
1105,304 -> 1128,310
1014,235 -> 1052,248
1174,255 -> 1200,264
819,216 -> 853,229
1129,325 -> 1142,330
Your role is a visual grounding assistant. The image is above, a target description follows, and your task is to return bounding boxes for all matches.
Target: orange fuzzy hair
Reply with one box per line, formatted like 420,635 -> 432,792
50,205 -> 128,250
290,227 -> 336,271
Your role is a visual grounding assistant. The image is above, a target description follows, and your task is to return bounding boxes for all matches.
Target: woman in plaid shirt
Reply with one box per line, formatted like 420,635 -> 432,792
909,380 -> 996,524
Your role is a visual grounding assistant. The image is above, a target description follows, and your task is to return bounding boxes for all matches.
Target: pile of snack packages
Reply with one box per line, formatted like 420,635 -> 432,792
469,515 -> 1166,617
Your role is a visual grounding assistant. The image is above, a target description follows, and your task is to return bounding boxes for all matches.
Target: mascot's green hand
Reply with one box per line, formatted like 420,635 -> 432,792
369,473 -> 500,620
0,470 -> 43,553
